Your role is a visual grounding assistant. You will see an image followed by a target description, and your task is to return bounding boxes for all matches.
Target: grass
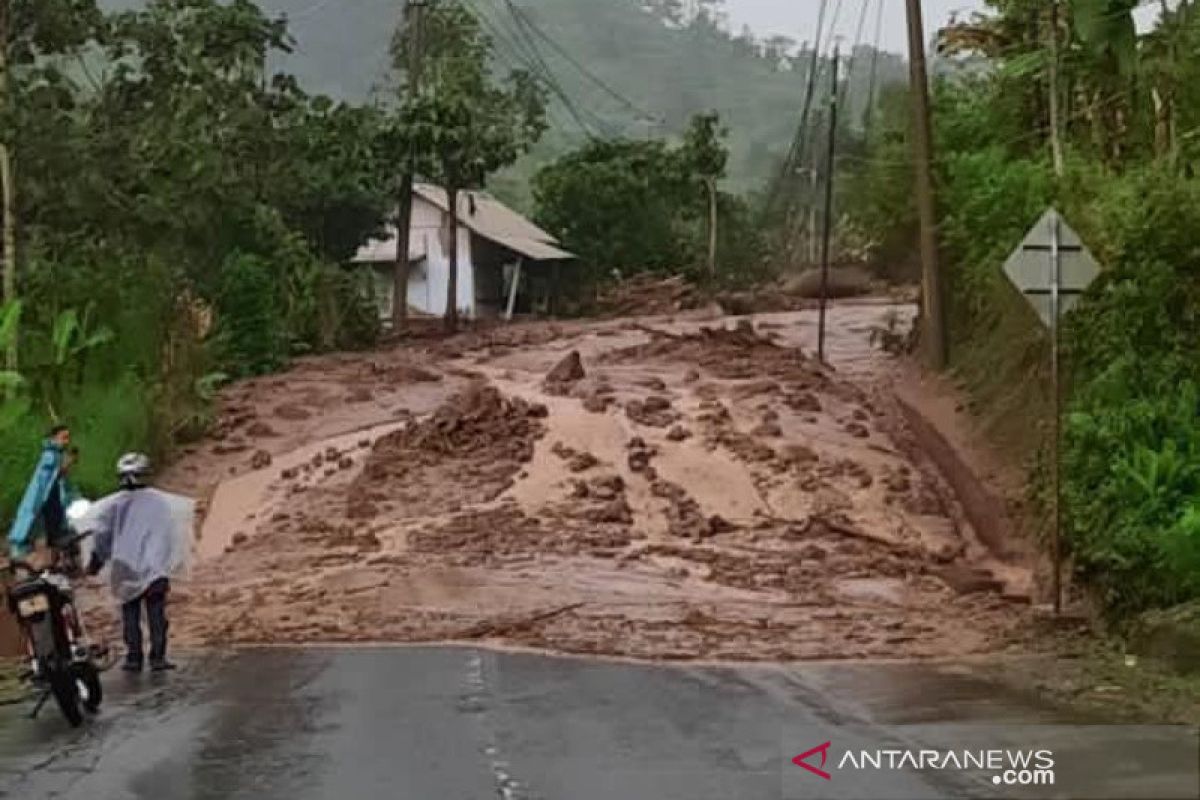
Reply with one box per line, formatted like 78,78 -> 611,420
0,658 -> 25,706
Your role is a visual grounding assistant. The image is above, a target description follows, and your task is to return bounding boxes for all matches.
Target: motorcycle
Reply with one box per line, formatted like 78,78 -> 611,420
4,500 -> 111,727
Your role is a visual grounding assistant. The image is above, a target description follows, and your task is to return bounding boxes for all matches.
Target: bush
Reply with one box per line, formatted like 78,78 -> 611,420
1061,169 -> 1200,616
315,267 -> 379,352
216,252 -> 288,377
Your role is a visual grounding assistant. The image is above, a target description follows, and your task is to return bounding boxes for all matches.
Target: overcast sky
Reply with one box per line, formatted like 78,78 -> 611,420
721,0 -> 1162,54
721,1 -> 985,53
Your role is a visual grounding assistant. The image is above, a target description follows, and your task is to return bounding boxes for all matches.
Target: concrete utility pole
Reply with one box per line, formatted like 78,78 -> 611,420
393,0 -> 427,333
817,45 -> 839,364
1048,0 -> 1065,177
904,0 -> 947,370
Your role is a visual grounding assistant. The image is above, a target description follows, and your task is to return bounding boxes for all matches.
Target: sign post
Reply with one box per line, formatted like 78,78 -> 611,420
1002,209 -> 1100,614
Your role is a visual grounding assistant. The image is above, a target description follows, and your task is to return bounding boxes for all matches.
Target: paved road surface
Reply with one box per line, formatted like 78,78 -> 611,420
0,648 -> 1195,799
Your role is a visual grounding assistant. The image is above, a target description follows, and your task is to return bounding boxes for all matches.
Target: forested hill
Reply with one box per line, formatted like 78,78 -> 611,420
101,0 -> 907,199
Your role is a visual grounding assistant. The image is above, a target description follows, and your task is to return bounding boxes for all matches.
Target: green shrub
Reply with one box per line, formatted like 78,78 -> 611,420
316,267 -> 379,352
216,252 -> 288,377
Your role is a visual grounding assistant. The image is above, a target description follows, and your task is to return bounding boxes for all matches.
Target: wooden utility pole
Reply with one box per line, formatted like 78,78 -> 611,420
1048,0 -> 1065,177
904,0 -> 947,369
0,0 -> 16,371
817,46 -> 839,364
392,0 -> 427,333
705,176 -> 718,277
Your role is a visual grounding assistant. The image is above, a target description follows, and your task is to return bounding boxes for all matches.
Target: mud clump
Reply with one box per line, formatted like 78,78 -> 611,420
352,384 -> 548,514
626,395 -> 676,428
627,437 -> 657,473
582,392 -> 612,414
275,403 -> 311,421
544,350 -> 586,395
246,421 -> 279,438
373,383 -> 546,463
666,425 -> 692,442
250,450 -> 273,470
652,479 -> 722,540
751,420 -> 784,438
551,442 -> 601,473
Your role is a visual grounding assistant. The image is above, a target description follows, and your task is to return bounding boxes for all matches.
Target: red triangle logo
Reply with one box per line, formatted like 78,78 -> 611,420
792,741 -> 833,781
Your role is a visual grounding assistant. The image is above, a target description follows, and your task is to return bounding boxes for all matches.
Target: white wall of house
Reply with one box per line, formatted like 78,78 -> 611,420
372,195 -> 476,318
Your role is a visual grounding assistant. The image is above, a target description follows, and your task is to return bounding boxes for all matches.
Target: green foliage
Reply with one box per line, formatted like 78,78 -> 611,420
316,268 -> 380,352
533,137 -> 697,275
533,112 -> 763,288
1059,170 -> 1200,616
855,0 -> 1200,619
216,253 -> 288,378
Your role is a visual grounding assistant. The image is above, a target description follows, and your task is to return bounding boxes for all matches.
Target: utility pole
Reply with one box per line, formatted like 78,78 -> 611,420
705,176 -> 717,277
1047,0 -> 1065,177
904,0 -> 947,370
817,45 -> 839,364
392,0 -> 427,333
864,0 -> 885,140
0,0 -> 16,372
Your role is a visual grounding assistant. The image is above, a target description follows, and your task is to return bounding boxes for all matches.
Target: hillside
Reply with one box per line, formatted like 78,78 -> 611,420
100,0 -> 908,203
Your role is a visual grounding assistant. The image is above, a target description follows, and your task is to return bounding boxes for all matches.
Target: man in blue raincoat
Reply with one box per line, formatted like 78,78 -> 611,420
7,425 -> 76,558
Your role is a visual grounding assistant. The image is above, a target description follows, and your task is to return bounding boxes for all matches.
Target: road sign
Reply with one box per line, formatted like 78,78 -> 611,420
1002,208 -> 1100,328
1001,208 -> 1102,616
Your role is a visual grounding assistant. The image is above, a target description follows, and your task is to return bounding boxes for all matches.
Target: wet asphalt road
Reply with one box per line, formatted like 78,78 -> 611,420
0,647 -> 1196,800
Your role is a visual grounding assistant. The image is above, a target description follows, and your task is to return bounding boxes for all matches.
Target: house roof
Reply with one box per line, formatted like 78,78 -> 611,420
353,184 -> 574,264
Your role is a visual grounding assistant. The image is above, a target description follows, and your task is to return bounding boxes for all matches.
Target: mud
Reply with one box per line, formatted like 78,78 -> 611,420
80,302 -> 1043,663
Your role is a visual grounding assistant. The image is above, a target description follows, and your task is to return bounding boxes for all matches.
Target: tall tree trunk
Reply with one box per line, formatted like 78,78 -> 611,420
392,0 -> 425,333
705,177 -> 718,277
392,175 -> 413,331
0,0 -> 16,372
444,183 -> 460,333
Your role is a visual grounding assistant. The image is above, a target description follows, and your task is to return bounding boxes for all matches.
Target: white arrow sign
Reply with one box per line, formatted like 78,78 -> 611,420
1002,208 -> 1101,329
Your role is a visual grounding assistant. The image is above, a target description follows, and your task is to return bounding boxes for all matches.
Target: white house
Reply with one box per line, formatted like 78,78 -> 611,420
352,183 -> 574,320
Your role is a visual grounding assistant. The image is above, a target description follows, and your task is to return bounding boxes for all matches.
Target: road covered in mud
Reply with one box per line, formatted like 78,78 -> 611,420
86,303 -> 1040,662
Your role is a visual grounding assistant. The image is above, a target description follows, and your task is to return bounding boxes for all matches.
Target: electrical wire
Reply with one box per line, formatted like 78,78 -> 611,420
503,0 -> 661,126
460,0 -> 599,138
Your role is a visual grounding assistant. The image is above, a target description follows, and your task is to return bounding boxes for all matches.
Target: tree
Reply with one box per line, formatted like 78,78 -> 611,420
534,113 -> 737,282
681,112 -> 728,276
401,1 -> 546,331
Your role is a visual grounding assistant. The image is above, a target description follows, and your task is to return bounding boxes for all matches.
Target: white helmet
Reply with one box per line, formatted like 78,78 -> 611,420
116,452 -> 151,479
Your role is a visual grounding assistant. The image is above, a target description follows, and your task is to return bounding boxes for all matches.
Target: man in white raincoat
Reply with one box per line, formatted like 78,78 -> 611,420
85,453 -> 193,673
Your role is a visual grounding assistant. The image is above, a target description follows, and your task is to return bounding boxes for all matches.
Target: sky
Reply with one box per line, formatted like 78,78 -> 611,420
720,0 -> 1164,55
722,0 -> 986,54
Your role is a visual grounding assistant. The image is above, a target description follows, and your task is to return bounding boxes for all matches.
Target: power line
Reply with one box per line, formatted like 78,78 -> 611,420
767,0 -> 831,216
502,1 -> 613,136
837,0 -> 873,114
460,0 -> 599,137
502,0 -> 660,126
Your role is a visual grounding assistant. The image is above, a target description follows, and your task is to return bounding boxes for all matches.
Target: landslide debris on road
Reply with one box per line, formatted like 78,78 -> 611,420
126,304 -> 1040,662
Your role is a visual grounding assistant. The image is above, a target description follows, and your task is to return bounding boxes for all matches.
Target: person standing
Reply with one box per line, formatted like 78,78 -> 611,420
86,453 -> 191,673
8,425 -> 73,558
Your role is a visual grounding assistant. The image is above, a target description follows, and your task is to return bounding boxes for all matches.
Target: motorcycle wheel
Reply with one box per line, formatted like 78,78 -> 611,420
48,669 -> 83,727
75,663 -> 102,714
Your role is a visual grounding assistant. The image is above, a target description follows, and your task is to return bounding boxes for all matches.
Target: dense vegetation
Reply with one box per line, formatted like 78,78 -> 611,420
846,0 -> 1200,618
0,0 -> 389,513
104,0 -> 907,207
532,112 -> 768,295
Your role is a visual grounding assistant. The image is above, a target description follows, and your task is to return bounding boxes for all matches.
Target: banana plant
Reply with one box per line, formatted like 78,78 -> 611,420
45,305 -> 114,410
0,301 -> 30,429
